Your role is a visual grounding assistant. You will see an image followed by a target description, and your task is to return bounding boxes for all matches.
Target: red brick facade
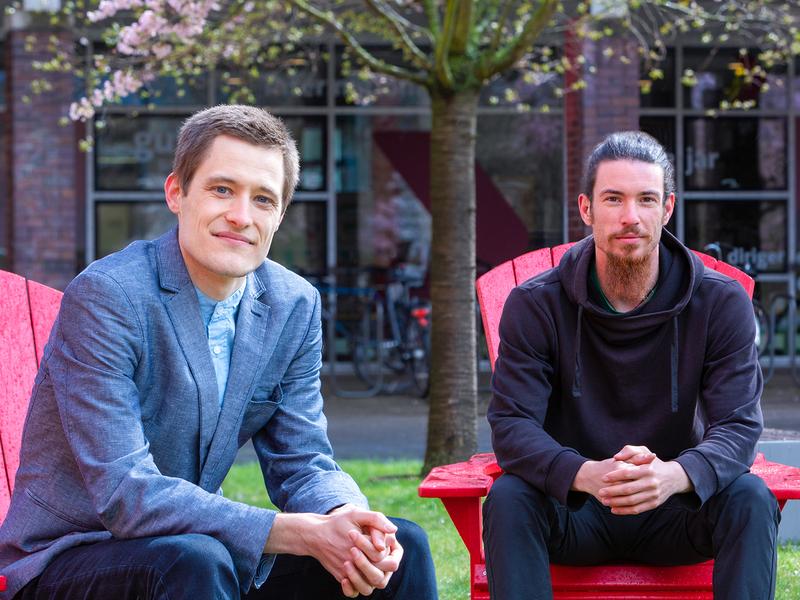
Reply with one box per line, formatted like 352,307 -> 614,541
565,31 -> 640,241
7,22 -> 81,291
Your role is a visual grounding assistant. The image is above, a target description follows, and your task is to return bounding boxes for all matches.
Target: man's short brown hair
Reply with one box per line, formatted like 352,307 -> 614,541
173,105 -> 300,210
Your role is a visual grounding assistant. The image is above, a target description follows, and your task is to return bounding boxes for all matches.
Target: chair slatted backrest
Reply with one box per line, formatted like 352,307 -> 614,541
0,271 -> 63,521
27,281 -> 64,365
476,245 -> 754,371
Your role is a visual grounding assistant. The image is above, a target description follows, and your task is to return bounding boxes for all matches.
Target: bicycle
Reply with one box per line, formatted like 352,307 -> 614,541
353,264 -> 432,398
303,270 -> 386,398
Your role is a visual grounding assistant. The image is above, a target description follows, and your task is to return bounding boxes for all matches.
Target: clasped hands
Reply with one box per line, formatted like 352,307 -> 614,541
572,445 -> 693,515
325,504 -> 403,598
266,503 -> 402,598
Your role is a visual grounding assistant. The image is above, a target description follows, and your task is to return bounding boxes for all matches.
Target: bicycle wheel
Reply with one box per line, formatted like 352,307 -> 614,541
351,307 -> 383,388
405,318 -> 430,398
753,300 -> 770,357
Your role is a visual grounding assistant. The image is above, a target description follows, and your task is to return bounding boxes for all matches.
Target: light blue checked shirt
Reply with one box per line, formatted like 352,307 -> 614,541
195,282 -> 246,406
195,280 -> 276,585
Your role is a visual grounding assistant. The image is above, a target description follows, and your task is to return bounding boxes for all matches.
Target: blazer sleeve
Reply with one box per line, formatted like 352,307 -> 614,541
49,270 -> 274,594
251,287 -> 368,515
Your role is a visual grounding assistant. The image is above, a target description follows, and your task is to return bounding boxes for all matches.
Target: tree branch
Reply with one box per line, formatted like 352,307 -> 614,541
290,0 -> 430,85
364,0 -> 433,70
421,0 -> 441,37
476,0 -> 558,80
450,0 -> 474,54
434,0 -> 459,88
489,0 -> 516,54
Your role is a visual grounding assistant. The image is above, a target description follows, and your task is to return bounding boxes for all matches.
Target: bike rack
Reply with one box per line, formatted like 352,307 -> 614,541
323,283 -> 387,399
762,290 -> 800,387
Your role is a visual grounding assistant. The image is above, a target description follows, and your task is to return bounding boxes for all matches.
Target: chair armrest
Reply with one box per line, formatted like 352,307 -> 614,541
751,453 -> 800,506
418,453 -> 498,499
418,453 -> 499,566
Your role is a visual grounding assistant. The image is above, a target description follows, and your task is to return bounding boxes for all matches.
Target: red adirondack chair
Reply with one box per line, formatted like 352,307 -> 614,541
419,244 -> 800,600
0,270 -> 64,593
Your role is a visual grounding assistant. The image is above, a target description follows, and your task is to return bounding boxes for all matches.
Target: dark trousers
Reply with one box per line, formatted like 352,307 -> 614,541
15,518 -> 437,600
483,472 -> 780,600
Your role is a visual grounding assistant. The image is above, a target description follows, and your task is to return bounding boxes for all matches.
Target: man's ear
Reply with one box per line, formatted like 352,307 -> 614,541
578,194 -> 593,226
663,193 -> 676,225
164,172 -> 182,215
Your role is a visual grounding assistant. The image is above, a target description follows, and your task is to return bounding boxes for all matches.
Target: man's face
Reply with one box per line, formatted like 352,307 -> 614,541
165,134 -> 285,299
579,159 -> 675,266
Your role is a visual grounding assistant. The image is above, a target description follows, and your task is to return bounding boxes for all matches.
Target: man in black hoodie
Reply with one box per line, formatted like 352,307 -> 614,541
483,131 -> 779,600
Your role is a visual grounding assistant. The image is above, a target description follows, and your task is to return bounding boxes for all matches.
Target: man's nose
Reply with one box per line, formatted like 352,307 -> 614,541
620,199 -> 640,224
225,195 -> 253,227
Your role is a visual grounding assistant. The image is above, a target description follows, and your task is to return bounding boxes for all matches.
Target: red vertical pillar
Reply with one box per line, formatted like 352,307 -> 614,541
564,27 -> 641,241
7,15 -> 81,290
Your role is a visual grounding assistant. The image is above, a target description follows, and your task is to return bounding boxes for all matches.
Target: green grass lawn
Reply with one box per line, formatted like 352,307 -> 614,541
224,460 -> 800,599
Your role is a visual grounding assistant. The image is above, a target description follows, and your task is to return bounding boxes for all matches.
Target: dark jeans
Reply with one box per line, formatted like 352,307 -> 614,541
482,472 -> 780,600
15,518 -> 437,600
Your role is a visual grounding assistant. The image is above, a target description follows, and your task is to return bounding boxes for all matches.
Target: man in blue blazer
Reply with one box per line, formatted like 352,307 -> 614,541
0,105 -> 437,599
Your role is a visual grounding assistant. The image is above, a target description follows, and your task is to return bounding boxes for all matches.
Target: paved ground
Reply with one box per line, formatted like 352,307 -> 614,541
236,369 -> 800,463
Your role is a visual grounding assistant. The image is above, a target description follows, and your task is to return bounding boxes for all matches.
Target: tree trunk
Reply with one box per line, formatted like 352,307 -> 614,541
422,88 -> 479,474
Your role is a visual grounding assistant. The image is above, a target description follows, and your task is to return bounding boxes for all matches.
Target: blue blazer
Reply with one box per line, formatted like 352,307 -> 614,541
0,228 -> 367,597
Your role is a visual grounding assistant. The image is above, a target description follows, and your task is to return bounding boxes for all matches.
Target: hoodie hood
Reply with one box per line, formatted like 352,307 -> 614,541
558,229 -> 703,324
557,229 -> 705,410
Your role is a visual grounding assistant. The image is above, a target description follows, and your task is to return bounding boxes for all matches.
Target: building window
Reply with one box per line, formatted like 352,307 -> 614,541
682,47 -> 788,110
684,200 -> 787,273
683,117 -> 787,191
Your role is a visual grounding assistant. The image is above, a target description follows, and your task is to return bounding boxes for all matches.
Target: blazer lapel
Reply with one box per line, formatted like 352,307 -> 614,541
201,269 -> 280,486
155,229 -> 220,472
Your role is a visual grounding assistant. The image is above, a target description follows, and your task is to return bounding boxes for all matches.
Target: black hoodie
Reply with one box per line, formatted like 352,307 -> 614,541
488,230 -> 763,510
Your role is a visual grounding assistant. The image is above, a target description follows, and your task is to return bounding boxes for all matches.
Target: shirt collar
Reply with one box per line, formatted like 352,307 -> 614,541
195,281 -> 247,326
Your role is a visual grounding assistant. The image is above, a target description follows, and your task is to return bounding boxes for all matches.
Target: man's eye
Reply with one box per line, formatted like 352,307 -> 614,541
255,196 -> 275,207
215,186 -> 230,195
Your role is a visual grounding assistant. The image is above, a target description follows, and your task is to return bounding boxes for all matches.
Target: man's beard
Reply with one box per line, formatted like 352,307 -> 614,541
604,236 -> 657,304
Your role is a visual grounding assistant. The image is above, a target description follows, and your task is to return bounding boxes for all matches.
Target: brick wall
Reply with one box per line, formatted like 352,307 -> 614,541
565,31 -> 640,241
7,22 -> 80,290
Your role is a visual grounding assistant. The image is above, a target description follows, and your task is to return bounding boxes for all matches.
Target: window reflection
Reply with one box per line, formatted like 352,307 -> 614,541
335,112 -> 564,277
216,47 -> 327,107
285,116 -> 326,192
335,114 -> 432,272
95,202 -> 175,258
640,48 -> 675,108
639,116 -> 678,235
270,202 -> 327,274
475,113 -> 563,251
96,116 -> 182,191
683,47 -> 787,110
95,200 -> 326,275
684,118 -> 786,191
96,114 -> 327,193
639,116 -> 676,166
685,200 -> 786,273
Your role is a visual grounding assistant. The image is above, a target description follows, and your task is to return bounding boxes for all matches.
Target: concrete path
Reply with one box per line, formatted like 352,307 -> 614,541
236,370 -> 800,463
234,369 -> 800,541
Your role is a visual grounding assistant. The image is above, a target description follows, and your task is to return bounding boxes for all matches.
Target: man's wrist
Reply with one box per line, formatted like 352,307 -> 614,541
264,512 -> 321,556
571,460 -> 596,492
665,460 -> 693,495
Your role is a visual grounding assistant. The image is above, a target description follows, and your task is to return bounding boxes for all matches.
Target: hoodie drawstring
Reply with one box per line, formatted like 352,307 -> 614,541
572,305 -> 583,398
670,316 -> 679,412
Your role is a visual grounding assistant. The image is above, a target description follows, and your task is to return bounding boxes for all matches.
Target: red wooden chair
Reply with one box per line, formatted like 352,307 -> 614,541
419,244 -> 800,600
0,270 -> 63,594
